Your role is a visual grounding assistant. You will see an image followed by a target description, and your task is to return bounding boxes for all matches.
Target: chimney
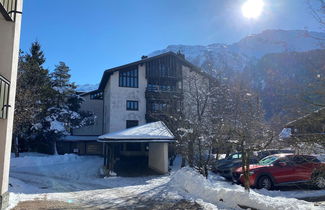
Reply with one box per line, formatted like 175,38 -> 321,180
141,55 -> 148,60
177,50 -> 185,59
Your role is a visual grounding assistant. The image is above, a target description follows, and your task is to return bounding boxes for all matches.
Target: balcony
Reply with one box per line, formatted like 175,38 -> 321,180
145,85 -> 183,99
0,0 -> 18,21
145,89 -> 183,100
0,75 -> 10,119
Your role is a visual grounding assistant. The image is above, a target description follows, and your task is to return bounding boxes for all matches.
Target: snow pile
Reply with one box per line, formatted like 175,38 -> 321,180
11,154 -> 81,167
10,154 -> 102,180
171,167 -> 319,210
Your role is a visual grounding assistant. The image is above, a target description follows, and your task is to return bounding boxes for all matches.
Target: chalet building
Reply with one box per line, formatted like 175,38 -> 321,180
280,108 -> 325,151
58,52 -> 210,174
0,0 -> 23,208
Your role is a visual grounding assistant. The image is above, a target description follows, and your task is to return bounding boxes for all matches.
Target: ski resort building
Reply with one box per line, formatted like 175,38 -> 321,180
0,0 -> 23,208
59,52 -> 211,174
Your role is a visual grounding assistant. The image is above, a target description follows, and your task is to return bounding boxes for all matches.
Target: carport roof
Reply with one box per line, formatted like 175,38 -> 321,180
98,121 -> 175,143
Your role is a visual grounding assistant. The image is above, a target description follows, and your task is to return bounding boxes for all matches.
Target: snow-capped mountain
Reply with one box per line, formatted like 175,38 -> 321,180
150,30 -> 325,73
76,84 -> 98,92
77,30 -> 325,94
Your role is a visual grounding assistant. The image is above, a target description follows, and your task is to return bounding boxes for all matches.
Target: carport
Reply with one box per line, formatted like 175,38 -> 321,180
98,121 -> 175,175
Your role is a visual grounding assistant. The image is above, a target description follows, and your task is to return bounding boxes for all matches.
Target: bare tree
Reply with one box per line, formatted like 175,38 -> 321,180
228,80 -> 274,191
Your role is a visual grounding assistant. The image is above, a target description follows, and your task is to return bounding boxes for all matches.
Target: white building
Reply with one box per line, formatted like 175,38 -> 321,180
0,0 -> 23,208
60,52 -> 211,174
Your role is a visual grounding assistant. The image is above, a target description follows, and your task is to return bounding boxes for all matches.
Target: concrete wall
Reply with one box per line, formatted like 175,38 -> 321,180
0,1 -> 23,208
73,93 -> 103,135
148,143 -> 168,174
103,64 -> 147,133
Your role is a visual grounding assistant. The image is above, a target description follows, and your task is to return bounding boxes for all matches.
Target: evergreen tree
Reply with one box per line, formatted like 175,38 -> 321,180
33,62 -> 93,154
14,42 -> 52,154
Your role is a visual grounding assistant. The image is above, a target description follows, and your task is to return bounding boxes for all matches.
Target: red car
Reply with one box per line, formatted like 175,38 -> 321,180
233,154 -> 325,190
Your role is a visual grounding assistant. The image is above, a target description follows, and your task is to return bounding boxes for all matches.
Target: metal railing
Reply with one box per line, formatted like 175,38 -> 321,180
0,0 -> 17,21
0,75 -> 10,119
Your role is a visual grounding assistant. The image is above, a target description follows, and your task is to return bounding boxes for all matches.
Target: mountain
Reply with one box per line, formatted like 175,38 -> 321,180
150,30 -> 325,74
247,49 -> 325,120
150,29 -> 325,122
76,84 -> 98,92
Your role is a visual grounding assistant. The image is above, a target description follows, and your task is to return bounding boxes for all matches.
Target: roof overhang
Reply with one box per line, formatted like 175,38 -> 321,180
98,121 -> 176,143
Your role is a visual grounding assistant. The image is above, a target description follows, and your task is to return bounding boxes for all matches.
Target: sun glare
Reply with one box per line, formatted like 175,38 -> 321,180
241,0 -> 264,19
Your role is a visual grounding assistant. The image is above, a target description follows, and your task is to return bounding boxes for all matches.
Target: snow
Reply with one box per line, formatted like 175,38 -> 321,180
8,153 -> 324,210
172,167 -> 322,210
279,128 -> 292,139
149,30 -> 325,75
76,83 -> 99,92
98,121 -> 175,141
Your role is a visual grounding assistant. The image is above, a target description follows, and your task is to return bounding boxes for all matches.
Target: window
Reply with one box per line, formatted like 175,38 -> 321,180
150,101 -> 168,112
90,91 -> 103,100
126,100 -> 138,111
0,75 -> 10,119
119,67 -> 138,88
126,120 -> 138,128
147,83 -> 176,92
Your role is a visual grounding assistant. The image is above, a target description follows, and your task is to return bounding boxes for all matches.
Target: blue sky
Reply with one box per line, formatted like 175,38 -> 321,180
20,0 -> 322,85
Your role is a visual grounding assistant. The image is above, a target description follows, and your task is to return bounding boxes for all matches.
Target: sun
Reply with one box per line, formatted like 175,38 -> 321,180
241,0 -> 264,19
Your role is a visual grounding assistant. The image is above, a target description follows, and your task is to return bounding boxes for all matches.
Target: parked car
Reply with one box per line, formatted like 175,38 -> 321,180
212,150 -> 294,180
233,154 -> 325,190
212,153 -> 259,180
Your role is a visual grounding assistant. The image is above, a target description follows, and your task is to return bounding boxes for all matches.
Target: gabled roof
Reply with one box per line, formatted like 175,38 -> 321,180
97,51 -> 207,90
98,121 -> 175,143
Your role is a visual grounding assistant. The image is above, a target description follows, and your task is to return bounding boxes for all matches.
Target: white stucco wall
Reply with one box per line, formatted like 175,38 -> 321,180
73,93 -> 104,135
0,0 -> 23,198
148,143 -> 168,174
104,64 -> 147,133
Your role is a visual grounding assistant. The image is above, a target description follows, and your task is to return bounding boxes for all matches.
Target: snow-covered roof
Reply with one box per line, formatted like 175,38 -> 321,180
279,128 -> 292,139
98,121 -> 175,143
60,135 -> 99,142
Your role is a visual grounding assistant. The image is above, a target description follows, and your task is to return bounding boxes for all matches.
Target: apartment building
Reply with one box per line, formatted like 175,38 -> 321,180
0,0 -> 23,208
59,52 -> 210,174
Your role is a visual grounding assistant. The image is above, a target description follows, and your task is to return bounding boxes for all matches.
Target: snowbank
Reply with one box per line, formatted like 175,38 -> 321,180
10,154 -> 103,180
171,167 -> 320,210
11,154 -> 81,167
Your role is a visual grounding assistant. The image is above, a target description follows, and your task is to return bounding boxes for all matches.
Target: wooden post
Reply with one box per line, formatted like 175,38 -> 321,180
103,143 -> 107,167
108,144 -> 115,173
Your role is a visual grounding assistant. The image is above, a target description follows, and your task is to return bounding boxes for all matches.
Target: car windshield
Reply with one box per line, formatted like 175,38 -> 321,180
228,153 -> 241,160
258,156 -> 279,165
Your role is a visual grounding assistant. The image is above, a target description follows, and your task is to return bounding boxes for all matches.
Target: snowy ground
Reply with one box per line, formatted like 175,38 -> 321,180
8,153 -> 325,210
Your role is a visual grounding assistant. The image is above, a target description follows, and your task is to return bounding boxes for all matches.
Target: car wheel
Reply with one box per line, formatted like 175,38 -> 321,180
312,169 -> 325,189
314,176 -> 325,189
257,176 -> 273,190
